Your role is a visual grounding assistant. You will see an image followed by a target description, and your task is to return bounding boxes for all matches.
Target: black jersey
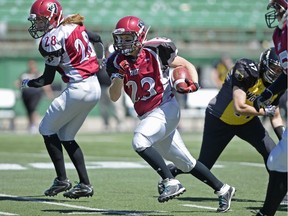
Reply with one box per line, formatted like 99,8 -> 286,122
207,58 -> 282,125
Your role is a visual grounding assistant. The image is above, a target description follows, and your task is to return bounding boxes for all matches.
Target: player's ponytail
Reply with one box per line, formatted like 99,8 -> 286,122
62,14 -> 85,26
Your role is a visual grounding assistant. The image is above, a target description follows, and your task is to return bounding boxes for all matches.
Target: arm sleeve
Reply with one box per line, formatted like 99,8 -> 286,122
28,64 -> 56,88
267,73 -> 287,95
87,30 -> 102,44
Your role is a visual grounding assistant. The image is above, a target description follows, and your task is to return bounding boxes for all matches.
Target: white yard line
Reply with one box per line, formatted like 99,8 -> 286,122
239,162 -> 265,168
180,203 -> 217,210
0,212 -> 18,216
0,194 -> 164,216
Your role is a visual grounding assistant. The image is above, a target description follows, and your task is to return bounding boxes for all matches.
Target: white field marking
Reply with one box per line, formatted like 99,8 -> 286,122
28,161 -> 149,169
239,162 -> 265,168
0,194 -> 164,216
211,164 -> 224,168
0,161 -> 149,170
180,204 -> 217,211
0,161 -> 264,171
0,164 -> 26,170
0,212 -> 18,216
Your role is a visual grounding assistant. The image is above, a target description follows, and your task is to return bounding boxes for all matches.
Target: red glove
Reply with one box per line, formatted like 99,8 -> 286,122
177,79 -> 200,94
119,60 -> 130,75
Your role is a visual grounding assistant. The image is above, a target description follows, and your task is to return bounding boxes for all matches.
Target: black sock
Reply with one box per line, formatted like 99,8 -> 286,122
62,140 -> 90,185
189,160 -> 223,191
137,146 -> 174,180
261,171 -> 288,215
169,165 -> 184,177
43,134 -> 66,181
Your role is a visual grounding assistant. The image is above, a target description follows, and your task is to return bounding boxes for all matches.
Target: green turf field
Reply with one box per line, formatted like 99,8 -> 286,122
0,132 -> 287,216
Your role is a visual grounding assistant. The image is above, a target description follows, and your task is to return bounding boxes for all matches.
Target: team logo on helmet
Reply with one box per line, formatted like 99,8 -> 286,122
234,70 -> 244,81
47,3 -> 58,14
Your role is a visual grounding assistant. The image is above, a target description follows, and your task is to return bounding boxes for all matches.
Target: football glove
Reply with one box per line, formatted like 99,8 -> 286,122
253,89 -> 273,112
263,105 -> 277,117
119,60 -> 130,75
21,79 -> 30,89
177,79 -> 200,94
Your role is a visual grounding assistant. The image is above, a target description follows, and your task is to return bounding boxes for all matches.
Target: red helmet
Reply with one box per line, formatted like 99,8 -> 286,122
112,16 -> 149,55
265,0 -> 287,28
28,0 -> 63,39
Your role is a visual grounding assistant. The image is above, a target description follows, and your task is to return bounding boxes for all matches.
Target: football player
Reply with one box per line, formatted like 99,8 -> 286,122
164,48 -> 285,210
106,15 -> 235,212
22,0 -> 102,199
254,0 -> 288,215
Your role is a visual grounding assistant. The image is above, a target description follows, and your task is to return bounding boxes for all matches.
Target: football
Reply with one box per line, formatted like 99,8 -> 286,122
171,66 -> 192,91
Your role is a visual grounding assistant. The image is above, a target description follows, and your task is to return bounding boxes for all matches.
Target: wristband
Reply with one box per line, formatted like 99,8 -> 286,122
110,73 -> 124,81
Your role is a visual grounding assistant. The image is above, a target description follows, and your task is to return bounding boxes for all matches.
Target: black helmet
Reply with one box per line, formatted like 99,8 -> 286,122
259,47 -> 283,84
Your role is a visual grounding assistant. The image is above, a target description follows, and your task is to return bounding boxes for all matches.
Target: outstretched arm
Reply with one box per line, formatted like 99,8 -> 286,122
21,64 -> 56,88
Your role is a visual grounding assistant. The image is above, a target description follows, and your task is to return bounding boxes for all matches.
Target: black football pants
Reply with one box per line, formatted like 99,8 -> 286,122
198,111 -> 276,170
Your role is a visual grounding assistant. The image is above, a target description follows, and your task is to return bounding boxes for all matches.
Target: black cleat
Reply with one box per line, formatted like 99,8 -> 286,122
44,178 -> 72,196
158,178 -> 186,203
216,185 -> 236,212
63,183 -> 94,199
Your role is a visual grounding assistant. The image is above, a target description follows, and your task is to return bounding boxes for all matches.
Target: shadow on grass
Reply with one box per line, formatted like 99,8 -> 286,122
247,204 -> 288,213
0,194 -> 90,203
42,209 -> 172,215
175,196 -> 287,213
0,194 -> 170,215
171,196 -> 262,203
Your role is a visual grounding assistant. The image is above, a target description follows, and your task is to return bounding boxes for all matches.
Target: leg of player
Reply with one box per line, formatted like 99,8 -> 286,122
137,146 -> 186,203
43,134 -> 72,196
159,161 -> 235,212
257,171 -> 287,215
62,140 -> 94,199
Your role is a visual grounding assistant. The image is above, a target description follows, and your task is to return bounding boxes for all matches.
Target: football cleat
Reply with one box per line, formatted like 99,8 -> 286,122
157,178 -> 165,195
44,178 -> 72,196
158,178 -> 186,203
157,163 -> 179,195
215,185 -> 236,212
63,183 -> 94,199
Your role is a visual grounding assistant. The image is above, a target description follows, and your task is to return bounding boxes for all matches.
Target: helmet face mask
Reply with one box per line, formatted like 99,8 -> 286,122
259,47 -> 283,84
28,0 -> 63,39
113,30 -> 139,56
112,16 -> 149,56
28,15 -> 49,39
265,0 -> 287,28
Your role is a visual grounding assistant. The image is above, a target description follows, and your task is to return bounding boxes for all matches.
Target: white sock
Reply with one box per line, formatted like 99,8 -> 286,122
216,184 -> 230,196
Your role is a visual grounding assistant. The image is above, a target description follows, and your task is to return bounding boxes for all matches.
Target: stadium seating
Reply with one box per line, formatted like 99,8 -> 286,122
0,88 -> 16,130
0,0 -> 275,119
0,0 -> 270,40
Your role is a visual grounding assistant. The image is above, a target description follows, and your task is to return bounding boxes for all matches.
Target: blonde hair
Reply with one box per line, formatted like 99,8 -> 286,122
62,14 -> 85,26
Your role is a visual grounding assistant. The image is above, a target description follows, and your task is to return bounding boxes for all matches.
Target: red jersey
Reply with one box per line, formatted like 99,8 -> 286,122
39,23 -> 99,83
106,37 -> 177,116
272,20 -> 288,72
